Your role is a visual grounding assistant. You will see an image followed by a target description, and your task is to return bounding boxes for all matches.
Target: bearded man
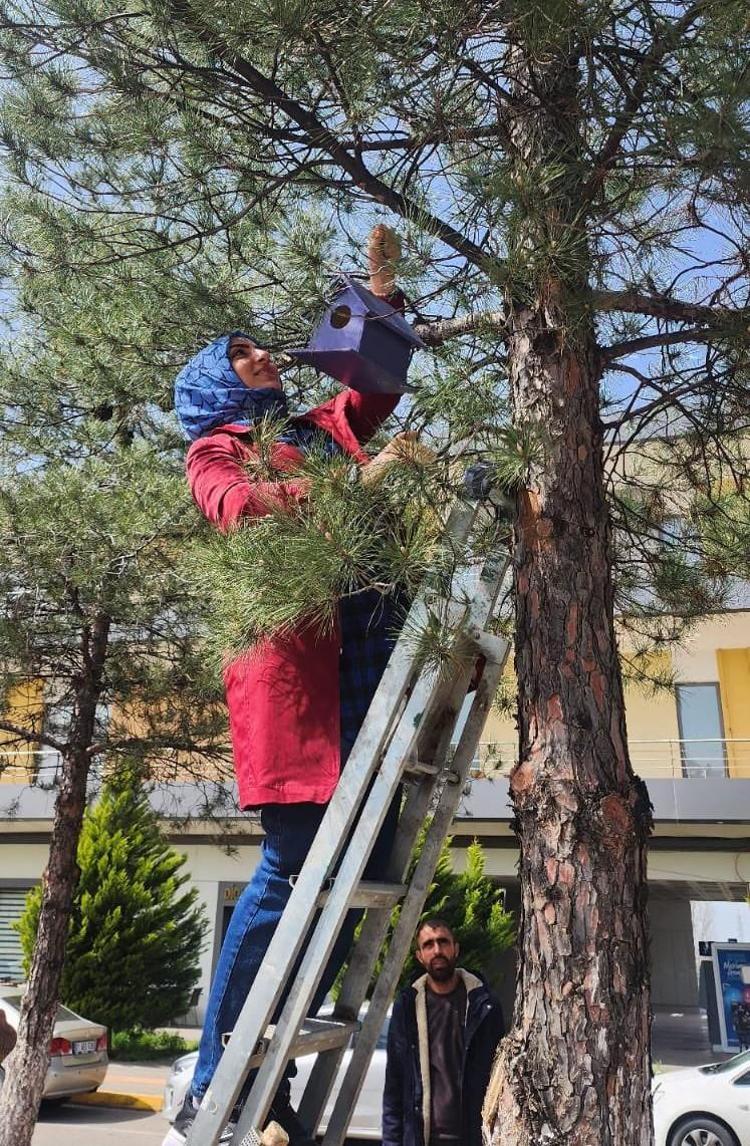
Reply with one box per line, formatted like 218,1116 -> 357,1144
382,919 -> 505,1146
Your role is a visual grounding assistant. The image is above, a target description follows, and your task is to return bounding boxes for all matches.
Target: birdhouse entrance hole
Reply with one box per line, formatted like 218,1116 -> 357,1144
330,304 -> 352,329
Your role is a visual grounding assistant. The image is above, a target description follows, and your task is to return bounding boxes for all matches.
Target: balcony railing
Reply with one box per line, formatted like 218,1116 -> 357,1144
3,740 -> 750,788
0,748 -> 62,785
464,739 -> 750,781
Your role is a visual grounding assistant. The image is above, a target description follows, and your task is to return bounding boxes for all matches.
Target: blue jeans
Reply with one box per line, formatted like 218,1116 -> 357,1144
191,793 -> 401,1099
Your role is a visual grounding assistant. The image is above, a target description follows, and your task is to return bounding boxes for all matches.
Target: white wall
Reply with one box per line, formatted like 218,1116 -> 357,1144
692,900 -> 750,946
2,833 -> 744,1023
0,835 -> 263,1025
0,841 -> 50,875
672,613 -> 750,682
166,838 -> 262,1021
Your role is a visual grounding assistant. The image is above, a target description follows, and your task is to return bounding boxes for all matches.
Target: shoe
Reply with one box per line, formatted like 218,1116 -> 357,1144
161,1090 -> 237,1145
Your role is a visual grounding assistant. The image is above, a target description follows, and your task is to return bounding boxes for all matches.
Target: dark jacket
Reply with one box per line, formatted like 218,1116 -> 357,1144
382,969 -> 504,1146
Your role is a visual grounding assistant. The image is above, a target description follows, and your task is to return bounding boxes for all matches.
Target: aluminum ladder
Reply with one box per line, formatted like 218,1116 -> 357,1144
186,499 -> 511,1146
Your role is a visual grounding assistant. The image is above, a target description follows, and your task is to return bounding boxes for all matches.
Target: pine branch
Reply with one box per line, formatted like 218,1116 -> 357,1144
169,4 -> 492,270
416,293 -> 748,349
414,309 -> 508,347
581,2 -> 709,204
593,289 -> 750,328
339,126 -> 516,152
601,327 -> 718,363
0,721 -> 64,753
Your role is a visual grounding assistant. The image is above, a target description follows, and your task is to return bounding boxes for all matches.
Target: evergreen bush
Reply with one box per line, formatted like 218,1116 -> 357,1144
16,767 -> 207,1033
336,832 -> 515,999
109,1029 -> 199,1062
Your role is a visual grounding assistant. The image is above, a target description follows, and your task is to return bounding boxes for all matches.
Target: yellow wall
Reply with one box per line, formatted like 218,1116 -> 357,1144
482,659 -> 518,773
107,696 -> 232,784
673,613 -> 750,681
482,651 -> 681,777
622,653 -> 682,778
481,618 -> 750,780
716,648 -> 750,777
0,680 -> 44,783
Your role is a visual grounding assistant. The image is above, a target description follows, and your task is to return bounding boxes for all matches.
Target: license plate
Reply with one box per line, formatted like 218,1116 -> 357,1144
73,1040 -> 97,1055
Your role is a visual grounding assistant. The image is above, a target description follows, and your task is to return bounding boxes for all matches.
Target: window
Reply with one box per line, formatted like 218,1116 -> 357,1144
0,887 -> 33,979
675,684 -> 727,778
37,702 -> 110,783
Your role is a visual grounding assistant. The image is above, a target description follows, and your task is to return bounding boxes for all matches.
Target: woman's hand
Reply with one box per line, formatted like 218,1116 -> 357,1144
361,431 -> 435,486
368,224 -> 401,298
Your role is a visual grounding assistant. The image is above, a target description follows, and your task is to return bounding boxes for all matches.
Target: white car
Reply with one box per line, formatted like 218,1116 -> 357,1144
0,982 -> 108,1102
653,1049 -> 750,1146
164,1012 -> 389,1140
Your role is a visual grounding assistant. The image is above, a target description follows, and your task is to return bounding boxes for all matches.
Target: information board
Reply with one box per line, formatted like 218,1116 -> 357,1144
711,942 -> 750,1052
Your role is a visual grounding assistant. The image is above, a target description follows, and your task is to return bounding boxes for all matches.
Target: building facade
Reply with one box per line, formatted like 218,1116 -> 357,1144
1,610 -> 749,1021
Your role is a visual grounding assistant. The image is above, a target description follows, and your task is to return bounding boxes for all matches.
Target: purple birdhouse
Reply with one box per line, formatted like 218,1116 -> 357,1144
288,277 -> 425,394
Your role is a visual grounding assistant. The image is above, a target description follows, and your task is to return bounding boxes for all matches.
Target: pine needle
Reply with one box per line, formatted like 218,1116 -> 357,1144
189,436 -> 448,664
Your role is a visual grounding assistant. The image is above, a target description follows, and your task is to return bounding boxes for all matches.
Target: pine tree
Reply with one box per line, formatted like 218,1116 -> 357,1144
0,242 -> 237,1140
16,767 -> 207,1033
0,4 -> 748,1144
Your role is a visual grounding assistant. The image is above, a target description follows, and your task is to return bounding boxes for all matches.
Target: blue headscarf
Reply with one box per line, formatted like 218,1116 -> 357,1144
174,332 -> 288,441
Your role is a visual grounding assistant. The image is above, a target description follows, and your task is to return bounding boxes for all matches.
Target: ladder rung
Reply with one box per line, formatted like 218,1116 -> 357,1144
403,758 -> 441,777
221,1017 -> 357,1060
317,880 -> 406,909
292,1017 -> 359,1056
289,876 -> 406,910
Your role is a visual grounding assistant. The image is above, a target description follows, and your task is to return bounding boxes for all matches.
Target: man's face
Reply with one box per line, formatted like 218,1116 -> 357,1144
228,336 -> 281,390
415,925 -> 459,983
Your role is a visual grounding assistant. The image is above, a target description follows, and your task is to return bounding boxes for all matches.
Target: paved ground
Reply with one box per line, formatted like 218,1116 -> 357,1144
24,1009 -> 736,1144
652,1008 -> 734,1070
97,1060 -> 171,1098
32,1102 -> 168,1145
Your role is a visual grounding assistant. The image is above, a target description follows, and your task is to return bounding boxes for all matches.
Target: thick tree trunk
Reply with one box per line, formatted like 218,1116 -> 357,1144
0,614 -> 110,1146
483,310 -> 653,1145
483,23 -> 654,1143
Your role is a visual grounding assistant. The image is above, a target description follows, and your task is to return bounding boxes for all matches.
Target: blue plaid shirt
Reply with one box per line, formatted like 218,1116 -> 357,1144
280,422 -> 403,761
338,589 -> 402,762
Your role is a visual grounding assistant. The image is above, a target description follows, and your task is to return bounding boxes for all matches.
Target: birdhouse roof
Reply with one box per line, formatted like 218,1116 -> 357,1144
334,276 -> 426,348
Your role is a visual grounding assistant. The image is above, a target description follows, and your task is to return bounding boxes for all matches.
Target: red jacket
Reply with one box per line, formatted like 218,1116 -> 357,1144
186,388 -> 399,809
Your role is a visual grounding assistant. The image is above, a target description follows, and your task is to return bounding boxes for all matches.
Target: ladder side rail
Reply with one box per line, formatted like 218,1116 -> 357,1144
296,661 -> 482,1133
228,546 -> 504,1143
320,644 -> 509,1146
298,555 -> 511,1138
188,506 -> 495,1146
228,665 -> 445,1144
295,770 -> 452,1132
324,547 -> 509,1041
186,587 -> 462,1146
231,600 -> 495,1144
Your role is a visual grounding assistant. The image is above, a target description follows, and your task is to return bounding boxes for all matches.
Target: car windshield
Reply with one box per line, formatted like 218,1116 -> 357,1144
0,990 -> 83,1023
700,1049 -> 750,1075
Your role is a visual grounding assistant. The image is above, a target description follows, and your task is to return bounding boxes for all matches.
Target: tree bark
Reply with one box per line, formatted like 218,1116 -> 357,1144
0,614 -> 110,1146
483,29 -> 653,1146
484,308 -> 653,1146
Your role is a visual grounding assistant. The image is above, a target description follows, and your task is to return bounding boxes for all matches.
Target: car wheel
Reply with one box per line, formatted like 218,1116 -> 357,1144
668,1116 -> 738,1146
41,1096 -> 70,1108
